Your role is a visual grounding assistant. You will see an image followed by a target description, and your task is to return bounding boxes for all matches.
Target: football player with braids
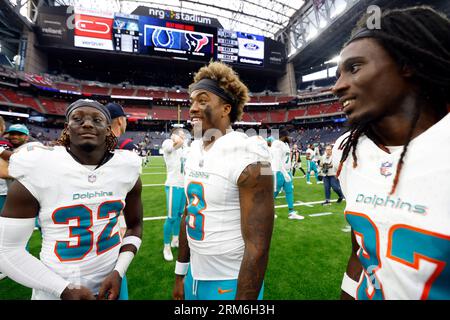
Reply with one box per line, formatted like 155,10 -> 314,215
332,6 -> 450,300
0,99 -> 143,300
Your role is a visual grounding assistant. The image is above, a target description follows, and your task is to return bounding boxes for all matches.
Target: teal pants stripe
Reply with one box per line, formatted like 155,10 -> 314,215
306,160 -> 319,182
184,266 -> 264,300
274,172 -> 294,211
163,186 -> 186,244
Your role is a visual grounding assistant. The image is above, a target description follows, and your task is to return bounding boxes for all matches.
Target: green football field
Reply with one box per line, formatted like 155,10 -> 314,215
0,156 -> 351,300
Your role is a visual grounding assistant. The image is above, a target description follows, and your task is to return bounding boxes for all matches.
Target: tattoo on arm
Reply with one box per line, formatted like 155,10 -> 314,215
236,162 -> 274,299
121,178 -> 143,254
176,208 -> 190,263
341,229 -> 363,300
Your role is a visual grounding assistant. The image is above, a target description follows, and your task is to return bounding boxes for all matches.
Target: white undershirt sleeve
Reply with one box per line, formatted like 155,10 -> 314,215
0,217 -> 70,298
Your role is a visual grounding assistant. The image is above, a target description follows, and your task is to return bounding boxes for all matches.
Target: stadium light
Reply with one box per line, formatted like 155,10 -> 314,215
324,56 -> 340,65
288,49 -> 297,58
0,110 -> 29,118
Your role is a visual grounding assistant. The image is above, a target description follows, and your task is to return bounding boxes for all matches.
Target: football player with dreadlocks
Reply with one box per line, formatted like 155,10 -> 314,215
0,99 -> 143,300
332,6 -> 450,300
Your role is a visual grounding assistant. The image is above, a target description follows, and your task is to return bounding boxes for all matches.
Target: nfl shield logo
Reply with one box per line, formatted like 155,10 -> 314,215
88,173 -> 97,183
380,161 -> 393,177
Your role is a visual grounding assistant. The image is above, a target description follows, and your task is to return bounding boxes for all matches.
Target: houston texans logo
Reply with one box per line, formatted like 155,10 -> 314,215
185,33 -> 209,52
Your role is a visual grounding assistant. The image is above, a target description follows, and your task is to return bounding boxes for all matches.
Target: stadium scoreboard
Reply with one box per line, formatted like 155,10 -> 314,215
36,6 -> 286,70
217,29 -> 265,67
139,16 -> 215,61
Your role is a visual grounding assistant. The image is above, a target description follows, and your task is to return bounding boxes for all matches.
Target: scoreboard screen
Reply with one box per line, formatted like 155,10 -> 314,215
113,13 -> 140,53
47,7 -> 285,70
217,29 -> 265,67
139,16 -> 215,61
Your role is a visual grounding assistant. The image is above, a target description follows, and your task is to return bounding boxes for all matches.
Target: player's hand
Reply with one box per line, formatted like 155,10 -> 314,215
173,275 -> 185,300
97,270 -> 122,300
60,284 -> 96,300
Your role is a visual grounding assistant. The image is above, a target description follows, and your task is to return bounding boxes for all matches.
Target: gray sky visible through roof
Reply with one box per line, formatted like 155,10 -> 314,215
53,0 -> 305,38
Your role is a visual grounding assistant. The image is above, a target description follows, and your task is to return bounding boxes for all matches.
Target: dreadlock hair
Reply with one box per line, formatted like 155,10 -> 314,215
336,6 -> 450,195
57,126 -> 118,152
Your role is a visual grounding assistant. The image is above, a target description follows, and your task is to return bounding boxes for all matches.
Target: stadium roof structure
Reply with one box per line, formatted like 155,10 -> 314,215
53,0 -> 305,38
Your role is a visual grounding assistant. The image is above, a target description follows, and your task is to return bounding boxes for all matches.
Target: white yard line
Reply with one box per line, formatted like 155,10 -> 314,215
143,183 -> 165,187
298,201 -> 314,208
140,199 -> 339,222
309,212 -> 333,217
274,199 -> 337,209
144,216 -> 167,221
141,172 -> 166,175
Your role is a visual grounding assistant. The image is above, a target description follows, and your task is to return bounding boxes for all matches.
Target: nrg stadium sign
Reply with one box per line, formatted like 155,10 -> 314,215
149,8 -> 211,25
132,6 -> 222,28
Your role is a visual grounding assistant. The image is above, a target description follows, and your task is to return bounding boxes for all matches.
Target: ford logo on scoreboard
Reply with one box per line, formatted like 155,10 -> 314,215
243,43 -> 259,51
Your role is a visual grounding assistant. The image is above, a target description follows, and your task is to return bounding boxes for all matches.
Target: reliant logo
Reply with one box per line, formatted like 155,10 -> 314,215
73,191 -> 113,200
356,193 -> 427,215
42,27 -> 63,35
189,171 -> 209,179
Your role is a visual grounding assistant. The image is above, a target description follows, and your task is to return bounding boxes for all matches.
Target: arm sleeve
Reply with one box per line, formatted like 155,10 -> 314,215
0,217 -> 70,298
230,136 -> 271,184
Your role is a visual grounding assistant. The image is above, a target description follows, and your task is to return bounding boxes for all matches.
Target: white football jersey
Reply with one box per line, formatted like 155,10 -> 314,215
162,139 -> 185,187
333,113 -> 450,300
8,145 -> 142,299
271,140 -> 291,172
184,131 -> 271,280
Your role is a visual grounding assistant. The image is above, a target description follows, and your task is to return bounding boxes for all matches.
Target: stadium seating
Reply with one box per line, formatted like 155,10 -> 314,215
149,107 -> 178,120
55,82 -> 81,92
136,89 -> 166,99
0,88 -> 43,113
276,96 -> 295,104
111,87 -> 136,96
269,109 -> 287,123
81,85 -> 111,96
0,68 -> 343,125
167,91 -> 189,100
258,95 -> 277,103
39,97 -> 68,115
287,108 -> 307,121
241,112 -> 256,122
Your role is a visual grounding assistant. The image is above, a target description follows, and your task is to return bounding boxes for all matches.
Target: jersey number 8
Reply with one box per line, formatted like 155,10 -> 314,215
186,182 -> 206,241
